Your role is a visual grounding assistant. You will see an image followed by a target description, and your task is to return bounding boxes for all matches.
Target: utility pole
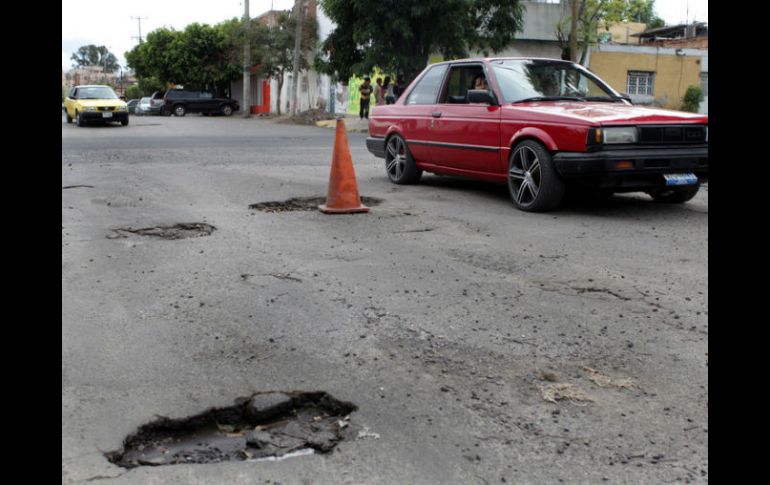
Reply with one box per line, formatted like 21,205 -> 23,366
570,0 -> 579,62
131,16 -> 147,43
290,0 -> 305,116
242,0 -> 251,118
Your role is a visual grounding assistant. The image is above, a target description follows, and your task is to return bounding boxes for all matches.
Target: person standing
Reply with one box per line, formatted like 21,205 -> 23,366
374,77 -> 385,106
359,77 -> 373,119
384,76 -> 396,104
393,75 -> 406,99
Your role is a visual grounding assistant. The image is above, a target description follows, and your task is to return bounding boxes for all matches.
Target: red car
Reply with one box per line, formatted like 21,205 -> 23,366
366,58 -> 708,212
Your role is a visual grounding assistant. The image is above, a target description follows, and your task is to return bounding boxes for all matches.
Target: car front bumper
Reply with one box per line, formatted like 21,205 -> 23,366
79,111 -> 129,122
553,146 -> 707,188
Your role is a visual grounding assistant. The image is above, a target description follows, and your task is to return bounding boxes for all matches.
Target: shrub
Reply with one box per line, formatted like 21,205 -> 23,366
681,85 -> 704,112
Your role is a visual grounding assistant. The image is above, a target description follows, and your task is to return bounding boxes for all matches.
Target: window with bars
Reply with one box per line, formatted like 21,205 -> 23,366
626,71 -> 654,96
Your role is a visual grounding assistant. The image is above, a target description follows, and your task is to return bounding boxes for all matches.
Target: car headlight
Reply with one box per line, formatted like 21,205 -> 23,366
82,107 -> 97,112
603,127 -> 638,144
116,106 -> 128,112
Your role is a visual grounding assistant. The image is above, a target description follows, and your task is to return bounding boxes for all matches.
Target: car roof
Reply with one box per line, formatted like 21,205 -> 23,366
431,57 -> 574,66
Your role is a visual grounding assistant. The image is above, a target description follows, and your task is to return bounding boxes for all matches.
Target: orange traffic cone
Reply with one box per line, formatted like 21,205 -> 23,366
319,119 -> 370,214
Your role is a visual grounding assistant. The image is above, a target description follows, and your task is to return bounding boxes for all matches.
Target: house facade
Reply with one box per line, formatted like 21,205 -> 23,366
588,22 -> 708,113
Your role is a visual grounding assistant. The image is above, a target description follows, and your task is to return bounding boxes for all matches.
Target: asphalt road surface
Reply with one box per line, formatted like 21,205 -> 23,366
62,113 -> 708,484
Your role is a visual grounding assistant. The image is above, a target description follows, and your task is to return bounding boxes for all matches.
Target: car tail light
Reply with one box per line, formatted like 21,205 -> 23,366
614,160 -> 634,169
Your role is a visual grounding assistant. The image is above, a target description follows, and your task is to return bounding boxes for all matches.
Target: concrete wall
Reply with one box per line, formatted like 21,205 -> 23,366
519,1 -> 569,41
476,40 -> 563,60
272,70 -> 333,114
589,44 -> 707,111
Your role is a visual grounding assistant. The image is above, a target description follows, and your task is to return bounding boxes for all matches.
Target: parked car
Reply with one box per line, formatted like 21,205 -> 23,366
150,90 -> 166,115
160,89 -> 239,117
135,96 -> 161,116
366,58 -> 708,212
126,99 -> 139,114
63,85 -> 129,127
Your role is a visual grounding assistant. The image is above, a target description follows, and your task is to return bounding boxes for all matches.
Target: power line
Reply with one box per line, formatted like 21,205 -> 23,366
131,16 -> 148,43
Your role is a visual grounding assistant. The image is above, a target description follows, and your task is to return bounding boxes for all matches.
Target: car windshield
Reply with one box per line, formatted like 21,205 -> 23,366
491,60 -> 620,103
78,86 -> 119,100
140,97 -> 151,104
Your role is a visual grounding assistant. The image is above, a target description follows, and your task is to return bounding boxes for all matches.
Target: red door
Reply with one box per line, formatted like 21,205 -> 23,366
429,103 -> 502,174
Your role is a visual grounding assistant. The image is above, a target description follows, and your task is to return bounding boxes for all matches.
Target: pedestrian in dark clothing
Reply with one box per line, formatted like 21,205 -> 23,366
393,75 -> 406,98
359,77 -> 373,119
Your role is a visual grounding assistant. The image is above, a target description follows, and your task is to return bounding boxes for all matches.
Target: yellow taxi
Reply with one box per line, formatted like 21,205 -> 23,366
64,85 -> 129,127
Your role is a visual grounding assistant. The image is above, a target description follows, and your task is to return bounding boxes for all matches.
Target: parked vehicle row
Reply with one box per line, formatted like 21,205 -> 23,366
64,86 -> 240,126
367,57 -> 708,212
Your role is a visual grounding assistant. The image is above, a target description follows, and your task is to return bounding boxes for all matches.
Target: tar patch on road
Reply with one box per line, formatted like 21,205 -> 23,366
106,391 -> 358,468
249,196 -> 383,213
108,223 -> 217,240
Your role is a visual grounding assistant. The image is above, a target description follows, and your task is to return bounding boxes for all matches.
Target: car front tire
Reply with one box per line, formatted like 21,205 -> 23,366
173,105 -> 186,117
507,140 -> 565,212
121,118 -> 129,126
66,110 -> 73,123
76,111 -> 86,127
385,134 -> 422,184
648,183 -> 700,203
221,105 -> 233,116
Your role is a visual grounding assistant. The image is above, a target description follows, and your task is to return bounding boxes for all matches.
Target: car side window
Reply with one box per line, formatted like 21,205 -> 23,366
71,88 -> 78,99
200,92 -> 213,99
439,65 -> 485,104
406,65 -> 448,105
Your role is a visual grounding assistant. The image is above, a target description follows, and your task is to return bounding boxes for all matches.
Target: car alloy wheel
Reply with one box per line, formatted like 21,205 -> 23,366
174,105 -> 186,117
222,105 -> 233,116
507,140 -> 565,212
385,134 -> 422,184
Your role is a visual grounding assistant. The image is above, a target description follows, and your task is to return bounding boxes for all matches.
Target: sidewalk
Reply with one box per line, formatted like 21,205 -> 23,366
315,114 -> 369,134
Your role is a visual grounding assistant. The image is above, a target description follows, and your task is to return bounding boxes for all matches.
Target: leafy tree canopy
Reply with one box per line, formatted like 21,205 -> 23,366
71,45 -> 120,72
316,0 -> 525,83
125,23 -> 241,92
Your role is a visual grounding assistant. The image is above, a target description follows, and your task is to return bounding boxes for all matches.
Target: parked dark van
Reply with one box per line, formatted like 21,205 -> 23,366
161,90 -> 239,117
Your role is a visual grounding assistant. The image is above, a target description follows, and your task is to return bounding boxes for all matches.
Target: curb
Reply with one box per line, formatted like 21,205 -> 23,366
316,119 -> 368,133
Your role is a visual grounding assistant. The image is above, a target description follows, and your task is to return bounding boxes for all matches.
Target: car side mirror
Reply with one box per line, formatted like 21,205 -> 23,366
467,89 -> 498,105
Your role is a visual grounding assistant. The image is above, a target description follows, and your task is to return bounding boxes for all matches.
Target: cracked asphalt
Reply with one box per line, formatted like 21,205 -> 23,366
62,113 -> 708,484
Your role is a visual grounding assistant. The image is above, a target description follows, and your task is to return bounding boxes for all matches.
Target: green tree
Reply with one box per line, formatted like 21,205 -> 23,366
124,85 -> 142,100
125,23 -> 241,94
71,45 -> 120,72
558,0 -> 666,65
224,12 -> 318,114
680,85 -> 703,112
316,0 -> 524,84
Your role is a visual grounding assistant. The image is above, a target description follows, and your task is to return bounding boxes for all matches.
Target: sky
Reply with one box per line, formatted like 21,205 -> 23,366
62,0 -> 709,72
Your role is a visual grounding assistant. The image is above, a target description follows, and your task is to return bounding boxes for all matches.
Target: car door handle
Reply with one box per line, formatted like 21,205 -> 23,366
431,111 -> 442,118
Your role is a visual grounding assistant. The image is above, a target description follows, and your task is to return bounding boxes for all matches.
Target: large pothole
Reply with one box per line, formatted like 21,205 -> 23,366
108,223 -> 217,240
106,391 -> 358,468
249,196 -> 383,213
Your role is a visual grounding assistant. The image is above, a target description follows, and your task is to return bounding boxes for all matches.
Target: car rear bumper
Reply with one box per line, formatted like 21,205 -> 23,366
366,137 -> 386,158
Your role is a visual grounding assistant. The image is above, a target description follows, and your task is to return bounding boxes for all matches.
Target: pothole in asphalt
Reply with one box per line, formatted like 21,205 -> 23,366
249,196 -> 383,213
106,391 -> 358,468
108,223 -> 217,240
